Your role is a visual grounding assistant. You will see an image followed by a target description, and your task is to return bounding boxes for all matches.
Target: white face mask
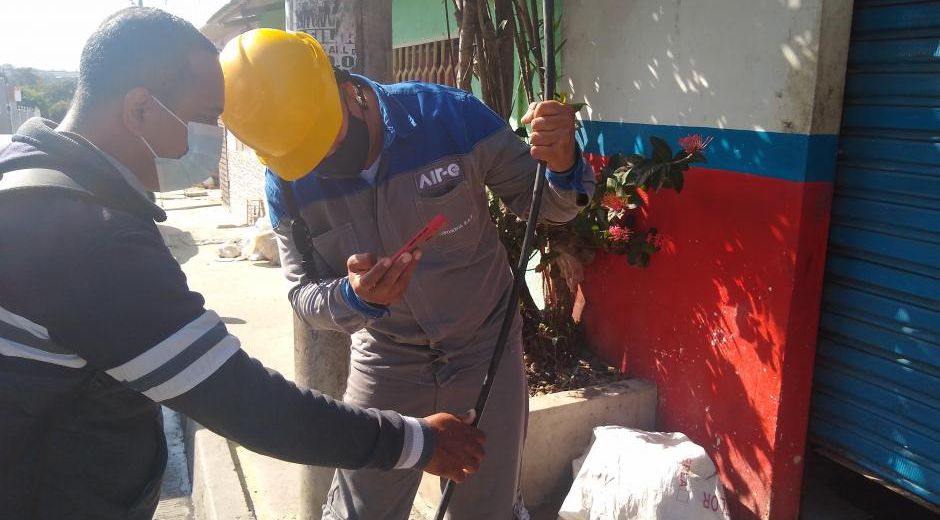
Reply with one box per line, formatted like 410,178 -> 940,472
140,96 -> 223,192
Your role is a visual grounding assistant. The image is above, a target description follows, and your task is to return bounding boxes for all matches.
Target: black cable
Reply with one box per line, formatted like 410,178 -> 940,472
432,0 -> 555,517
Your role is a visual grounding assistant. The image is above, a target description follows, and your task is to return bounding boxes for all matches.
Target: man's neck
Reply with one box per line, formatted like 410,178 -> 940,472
57,109 -> 157,190
360,85 -> 384,166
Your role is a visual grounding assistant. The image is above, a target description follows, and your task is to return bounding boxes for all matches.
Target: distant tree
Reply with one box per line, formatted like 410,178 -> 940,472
48,100 -> 71,123
12,69 -> 76,122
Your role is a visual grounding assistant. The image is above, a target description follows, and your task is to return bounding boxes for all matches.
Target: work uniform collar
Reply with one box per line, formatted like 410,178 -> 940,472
77,136 -> 150,198
350,74 -> 418,149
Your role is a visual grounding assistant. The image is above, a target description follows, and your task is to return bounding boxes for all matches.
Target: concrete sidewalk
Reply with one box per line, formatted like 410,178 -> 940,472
155,407 -> 194,520
158,190 -> 302,520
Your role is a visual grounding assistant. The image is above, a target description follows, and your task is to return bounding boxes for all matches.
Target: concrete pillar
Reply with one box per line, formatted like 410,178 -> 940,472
293,316 -> 351,520
285,1 -> 392,518
562,1 -> 853,518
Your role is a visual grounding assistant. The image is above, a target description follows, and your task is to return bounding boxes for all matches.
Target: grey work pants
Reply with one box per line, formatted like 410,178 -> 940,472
321,337 -> 528,520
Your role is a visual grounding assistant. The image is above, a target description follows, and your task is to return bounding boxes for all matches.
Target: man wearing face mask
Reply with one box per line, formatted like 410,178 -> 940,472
0,9 -> 486,520
221,29 -> 595,520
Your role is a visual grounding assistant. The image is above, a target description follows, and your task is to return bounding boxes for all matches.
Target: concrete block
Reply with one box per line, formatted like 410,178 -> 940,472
417,379 -> 657,514
185,418 -> 256,520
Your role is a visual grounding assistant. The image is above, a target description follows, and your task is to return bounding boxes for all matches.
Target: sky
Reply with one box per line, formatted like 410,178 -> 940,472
0,0 -> 231,71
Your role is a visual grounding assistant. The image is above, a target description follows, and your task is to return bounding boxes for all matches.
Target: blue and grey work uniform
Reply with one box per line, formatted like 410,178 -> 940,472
0,118 -> 435,520
266,77 -> 596,520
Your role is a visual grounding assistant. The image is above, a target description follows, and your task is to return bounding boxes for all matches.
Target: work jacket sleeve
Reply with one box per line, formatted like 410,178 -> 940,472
462,95 -> 596,224
264,172 -> 383,334
52,210 -> 433,471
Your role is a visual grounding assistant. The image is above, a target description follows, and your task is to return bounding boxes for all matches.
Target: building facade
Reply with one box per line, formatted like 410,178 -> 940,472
202,0 -> 285,223
0,77 -> 41,135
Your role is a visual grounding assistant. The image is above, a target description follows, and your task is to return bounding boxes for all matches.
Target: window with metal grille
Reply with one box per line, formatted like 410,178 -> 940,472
393,39 -> 459,87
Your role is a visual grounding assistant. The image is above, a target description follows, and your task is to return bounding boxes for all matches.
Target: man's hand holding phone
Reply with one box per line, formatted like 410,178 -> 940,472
347,215 -> 447,307
347,251 -> 421,306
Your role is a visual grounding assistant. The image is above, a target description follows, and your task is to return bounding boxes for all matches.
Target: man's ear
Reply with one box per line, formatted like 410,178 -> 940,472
122,88 -> 153,137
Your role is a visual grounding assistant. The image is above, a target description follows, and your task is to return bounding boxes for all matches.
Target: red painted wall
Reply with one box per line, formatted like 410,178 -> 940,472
580,162 -> 833,519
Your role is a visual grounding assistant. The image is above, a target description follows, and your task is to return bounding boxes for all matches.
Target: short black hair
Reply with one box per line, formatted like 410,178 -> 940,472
73,7 -> 217,111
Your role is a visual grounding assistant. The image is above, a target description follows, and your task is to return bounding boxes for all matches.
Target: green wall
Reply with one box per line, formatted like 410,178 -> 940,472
392,0 -> 457,48
391,0 -> 561,126
258,6 -> 286,30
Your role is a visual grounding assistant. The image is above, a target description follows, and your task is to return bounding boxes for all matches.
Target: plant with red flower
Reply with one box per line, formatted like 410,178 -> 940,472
608,224 -> 631,242
678,134 -> 713,155
601,193 -> 627,212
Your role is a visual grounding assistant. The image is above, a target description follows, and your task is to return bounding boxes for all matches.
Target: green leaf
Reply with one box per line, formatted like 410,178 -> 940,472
654,165 -> 668,190
607,153 -> 629,171
627,249 -> 639,266
632,162 -> 655,187
668,168 -> 685,193
650,136 -> 672,163
568,102 -> 587,112
624,154 -> 646,167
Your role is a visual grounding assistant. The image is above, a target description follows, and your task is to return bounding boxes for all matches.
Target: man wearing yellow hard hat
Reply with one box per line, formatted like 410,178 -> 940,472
221,28 -> 595,520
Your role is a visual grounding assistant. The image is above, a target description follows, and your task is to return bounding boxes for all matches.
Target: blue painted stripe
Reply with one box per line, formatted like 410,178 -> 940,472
576,120 -> 838,183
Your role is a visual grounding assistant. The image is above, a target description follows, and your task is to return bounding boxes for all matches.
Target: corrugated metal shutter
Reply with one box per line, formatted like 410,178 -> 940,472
810,0 -> 940,509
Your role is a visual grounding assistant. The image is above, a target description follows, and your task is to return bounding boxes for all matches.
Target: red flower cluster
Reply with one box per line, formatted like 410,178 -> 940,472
608,225 -> 631,242
601,193 -> 626,212
678,134 -> 713,155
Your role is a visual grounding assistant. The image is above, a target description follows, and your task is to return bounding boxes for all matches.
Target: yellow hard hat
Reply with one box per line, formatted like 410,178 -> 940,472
220,28 -> 342,181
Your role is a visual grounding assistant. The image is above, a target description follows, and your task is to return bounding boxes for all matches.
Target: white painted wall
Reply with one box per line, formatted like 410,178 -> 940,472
224,130 -> 268,224
561,0 -> 852,135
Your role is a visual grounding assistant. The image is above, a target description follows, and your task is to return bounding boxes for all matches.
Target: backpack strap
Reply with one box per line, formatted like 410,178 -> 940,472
0,168 -> 92,197
277,177 -> 322,281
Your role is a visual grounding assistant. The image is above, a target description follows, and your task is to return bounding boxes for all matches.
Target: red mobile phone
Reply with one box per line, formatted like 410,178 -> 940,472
391,214 -> 447,262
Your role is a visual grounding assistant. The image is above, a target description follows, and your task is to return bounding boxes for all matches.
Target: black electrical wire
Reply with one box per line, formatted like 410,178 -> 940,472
432,0 -> 555,517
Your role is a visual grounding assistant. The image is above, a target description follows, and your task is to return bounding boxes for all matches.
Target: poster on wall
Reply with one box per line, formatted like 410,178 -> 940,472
287,0 -> 358,71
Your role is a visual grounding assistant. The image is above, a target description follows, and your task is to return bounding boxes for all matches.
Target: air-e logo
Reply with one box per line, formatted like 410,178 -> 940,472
417,163 -> 461,191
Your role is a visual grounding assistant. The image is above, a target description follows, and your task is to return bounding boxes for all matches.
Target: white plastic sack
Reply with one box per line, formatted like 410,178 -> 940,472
559,426 -> 731,520
239,218 -> 280,265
